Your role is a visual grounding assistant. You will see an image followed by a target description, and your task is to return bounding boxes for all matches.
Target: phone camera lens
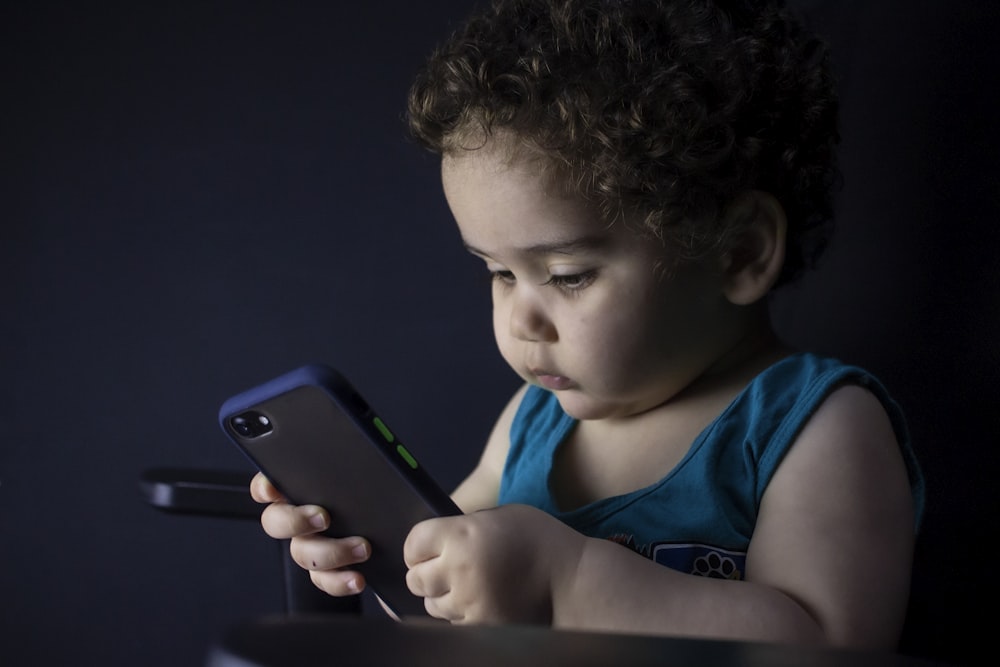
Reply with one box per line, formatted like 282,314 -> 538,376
230,411 -> 273,438
232,417 -> 252,436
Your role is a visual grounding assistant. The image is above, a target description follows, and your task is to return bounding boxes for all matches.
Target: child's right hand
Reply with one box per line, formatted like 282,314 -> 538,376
250,472 -> 371,597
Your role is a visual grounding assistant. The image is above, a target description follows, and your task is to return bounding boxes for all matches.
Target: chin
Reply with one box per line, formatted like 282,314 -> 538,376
551,391 -> 622,421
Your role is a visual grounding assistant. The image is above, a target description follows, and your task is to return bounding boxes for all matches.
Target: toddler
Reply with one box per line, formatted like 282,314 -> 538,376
253,0 -> 924,649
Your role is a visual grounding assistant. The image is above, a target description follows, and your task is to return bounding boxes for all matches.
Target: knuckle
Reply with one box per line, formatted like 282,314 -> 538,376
405,567 -> 422,595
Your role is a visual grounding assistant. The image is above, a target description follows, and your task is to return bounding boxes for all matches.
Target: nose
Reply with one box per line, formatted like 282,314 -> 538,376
507,288 -> 557,343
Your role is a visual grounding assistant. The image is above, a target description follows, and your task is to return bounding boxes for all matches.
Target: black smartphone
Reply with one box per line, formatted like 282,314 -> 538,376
218,363 -> 461,619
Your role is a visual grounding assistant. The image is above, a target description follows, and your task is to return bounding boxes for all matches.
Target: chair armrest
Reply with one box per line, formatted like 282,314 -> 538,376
140,466 -> 260,519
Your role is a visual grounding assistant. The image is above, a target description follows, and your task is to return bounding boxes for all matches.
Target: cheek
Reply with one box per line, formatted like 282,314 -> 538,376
571,293 -> 652,349
569,296 -> 672,374
491,299 -> 514,354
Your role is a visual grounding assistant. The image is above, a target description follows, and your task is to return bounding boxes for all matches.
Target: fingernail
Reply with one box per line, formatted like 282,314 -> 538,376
351,542 -> 369,560
304,507 -> 327,529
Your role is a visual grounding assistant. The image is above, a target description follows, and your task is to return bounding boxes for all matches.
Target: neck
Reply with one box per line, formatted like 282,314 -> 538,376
688,305 -> 790,398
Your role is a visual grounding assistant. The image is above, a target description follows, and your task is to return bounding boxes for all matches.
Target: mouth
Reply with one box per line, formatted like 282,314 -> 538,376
530,368 -> 575,391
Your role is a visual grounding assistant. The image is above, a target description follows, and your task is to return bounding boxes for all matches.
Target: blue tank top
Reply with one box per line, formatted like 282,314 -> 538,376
497,353 -> 925,579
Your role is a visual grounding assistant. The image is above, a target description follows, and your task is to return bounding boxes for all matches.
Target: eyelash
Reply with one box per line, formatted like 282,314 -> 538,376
489,270 -> 516,286
544,271 -> 597,290
489,269 -> 597,292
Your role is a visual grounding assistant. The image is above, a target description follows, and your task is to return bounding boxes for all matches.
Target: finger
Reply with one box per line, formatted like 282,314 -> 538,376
403,516 -> 450,567
260,501 -> 329,539
289,534 -> 370,571
405,561 -> 449,598
249,473 -> 282,503
310,568 -> 367,597
423,593 -> 465,624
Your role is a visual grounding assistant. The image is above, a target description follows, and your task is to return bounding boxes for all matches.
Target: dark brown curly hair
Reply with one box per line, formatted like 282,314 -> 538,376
407,0 -> 840,286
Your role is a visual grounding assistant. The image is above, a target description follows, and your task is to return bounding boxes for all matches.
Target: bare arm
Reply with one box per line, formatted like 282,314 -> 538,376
550,385 -> 916,648
450,383 -> 528,513
407,385 -> 916,649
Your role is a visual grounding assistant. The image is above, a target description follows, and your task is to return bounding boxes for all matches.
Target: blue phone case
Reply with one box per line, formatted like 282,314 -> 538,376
219,364 -> 460,618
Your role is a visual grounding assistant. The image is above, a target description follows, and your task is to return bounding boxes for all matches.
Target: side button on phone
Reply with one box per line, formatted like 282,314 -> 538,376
396,445 -> 418,470
373,417 -> 395,443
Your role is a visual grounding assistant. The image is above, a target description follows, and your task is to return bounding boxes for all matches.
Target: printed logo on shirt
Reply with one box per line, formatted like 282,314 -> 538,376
607,534 -> 746,580
652,543 -> 745,580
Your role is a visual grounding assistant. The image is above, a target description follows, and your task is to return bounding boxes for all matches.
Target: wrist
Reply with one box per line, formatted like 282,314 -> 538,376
546,531 -> 591,629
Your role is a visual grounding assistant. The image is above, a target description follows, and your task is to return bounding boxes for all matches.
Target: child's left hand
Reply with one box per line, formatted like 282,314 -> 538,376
403,504 -> 585,624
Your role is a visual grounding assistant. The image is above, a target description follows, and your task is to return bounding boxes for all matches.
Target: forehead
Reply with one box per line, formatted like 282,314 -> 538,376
441,147 -> 618,253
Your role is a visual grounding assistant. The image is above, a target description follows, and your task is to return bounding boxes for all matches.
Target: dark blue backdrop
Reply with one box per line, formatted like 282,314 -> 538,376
3,2 -> 997,666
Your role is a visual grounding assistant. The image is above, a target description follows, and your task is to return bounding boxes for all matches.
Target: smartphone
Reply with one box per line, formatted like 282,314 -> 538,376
218,363 -> 461,619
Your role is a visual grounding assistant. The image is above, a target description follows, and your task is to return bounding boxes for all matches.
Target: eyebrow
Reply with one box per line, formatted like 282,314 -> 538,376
463,235 -> 610,258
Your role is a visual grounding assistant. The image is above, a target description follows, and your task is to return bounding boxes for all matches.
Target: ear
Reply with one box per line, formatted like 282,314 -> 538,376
719,191 -> 787,306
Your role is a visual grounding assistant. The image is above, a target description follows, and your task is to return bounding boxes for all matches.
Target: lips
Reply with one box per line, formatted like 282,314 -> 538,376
531,369 -> 574,391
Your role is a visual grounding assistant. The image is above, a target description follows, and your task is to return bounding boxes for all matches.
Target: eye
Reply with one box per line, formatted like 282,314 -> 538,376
489,269 -> 516,286
543,270 -> 597,291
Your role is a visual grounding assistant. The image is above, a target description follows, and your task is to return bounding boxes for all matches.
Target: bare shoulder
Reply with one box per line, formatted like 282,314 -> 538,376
748,383 -> 917,648
782,383 -> 911,487
450,383 -> 530,513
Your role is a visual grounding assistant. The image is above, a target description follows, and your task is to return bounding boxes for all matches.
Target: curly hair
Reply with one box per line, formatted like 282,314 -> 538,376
407,0 -> 840,286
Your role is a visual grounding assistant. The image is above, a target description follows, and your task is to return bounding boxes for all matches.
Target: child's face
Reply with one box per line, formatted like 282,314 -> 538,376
442,147 -> 744,420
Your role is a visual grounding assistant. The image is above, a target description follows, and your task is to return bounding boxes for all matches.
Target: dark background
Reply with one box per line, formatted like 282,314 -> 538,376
2,1 -> 997,666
